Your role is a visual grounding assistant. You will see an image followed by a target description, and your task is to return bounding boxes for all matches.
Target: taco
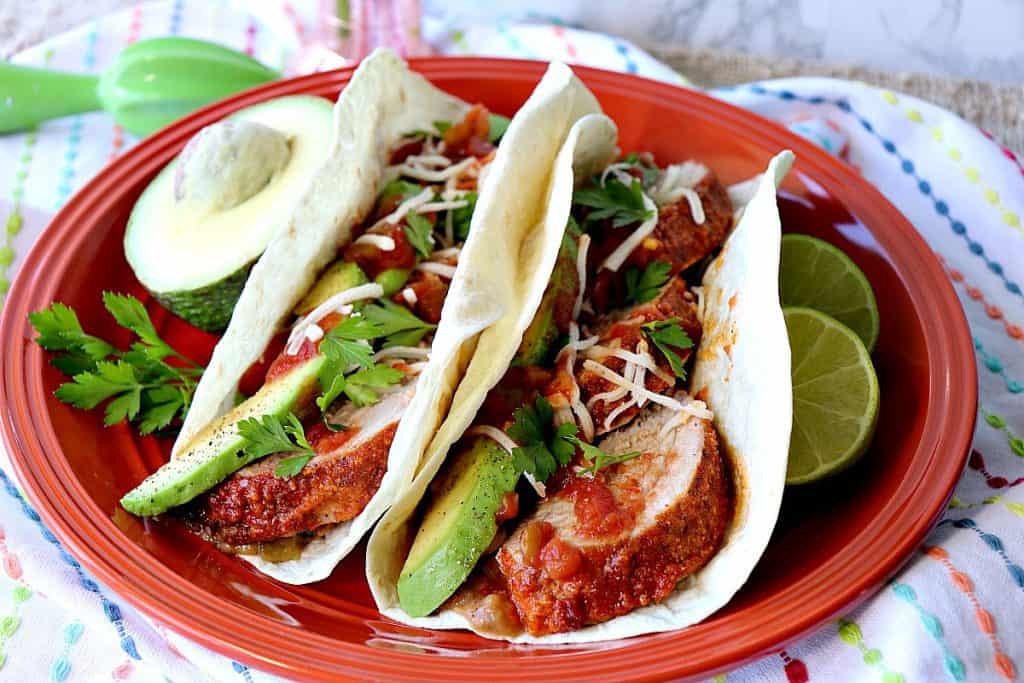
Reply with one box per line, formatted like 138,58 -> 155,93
367,73 -> 794,640
118,50 -> 605,584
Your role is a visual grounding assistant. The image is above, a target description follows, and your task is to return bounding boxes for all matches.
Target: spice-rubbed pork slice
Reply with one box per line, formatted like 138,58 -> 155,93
494,402 -> 731,636
587,168 -> 733,312
545,276 -> 703,437
180,379 -> 416,547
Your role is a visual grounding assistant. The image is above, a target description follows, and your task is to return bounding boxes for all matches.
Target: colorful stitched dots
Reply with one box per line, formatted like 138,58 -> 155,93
836,618 -> 905,682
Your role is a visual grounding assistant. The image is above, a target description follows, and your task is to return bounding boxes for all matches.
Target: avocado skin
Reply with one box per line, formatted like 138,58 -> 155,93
120,355 -> 325,516
398,438 -> 519,617
513,220 -> 581,367
152,261 -> 253,333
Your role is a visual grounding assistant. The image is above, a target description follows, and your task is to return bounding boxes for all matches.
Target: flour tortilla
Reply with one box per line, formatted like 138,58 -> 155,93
170,51 -> 607,584
367,107 -> 795,639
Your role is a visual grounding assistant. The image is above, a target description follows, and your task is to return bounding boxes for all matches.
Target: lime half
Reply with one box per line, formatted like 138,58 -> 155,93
785,306 -> 880,485
780,234 -> 880,352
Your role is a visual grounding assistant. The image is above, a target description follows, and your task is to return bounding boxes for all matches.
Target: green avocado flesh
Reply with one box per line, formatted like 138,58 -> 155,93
120,354 -> 325,516
125,95 -> 335,332
398,438 -> 519,617
295,261 -> 369,315
513,220 -> 581,367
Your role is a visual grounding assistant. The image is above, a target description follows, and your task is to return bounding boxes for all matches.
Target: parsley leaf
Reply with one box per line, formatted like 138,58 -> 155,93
507,397 -> 580,483
275,453 -> 315,478
318,316 -> 380,370
236,413 -> 315,478
487,114 -> 511,143
573,437 -> 642,476
379,179 -> 423,203
28,303 -> 114,360
362,301 -> 436,348
624,261 -> 671,304
433,120 -> 452,135
572,177 -> 653,229
344,364 -> 404,407
450,190 -> 477,241
404,212 -> 436,258
641,318 -> 694,379
316,361 -> 405,412
315,362 -> 349,413
30,294 -> 205,434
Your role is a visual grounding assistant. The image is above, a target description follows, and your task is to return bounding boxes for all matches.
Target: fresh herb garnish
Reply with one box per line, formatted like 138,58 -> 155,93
29,294 -> 204,434
621,152 -> 660,187
624,261 -> 671,304
573,439 -> 642,476
450,190 -> 477,241
362,300 -> 436,347
487,114 -> 511,143
404,212 -> 436,258
506,396 -> 579,483
572,176 -> 653,228
433,120 -> 452,135
379,179 -> 423,202
236,413 -> 315,478
641,318 -> 694,379
274,453 -> 315,478
338,364 -> 405,407
318,315 -> 381,370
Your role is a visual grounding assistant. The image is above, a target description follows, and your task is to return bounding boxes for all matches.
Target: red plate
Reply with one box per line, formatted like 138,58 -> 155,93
0,59 -> 976,681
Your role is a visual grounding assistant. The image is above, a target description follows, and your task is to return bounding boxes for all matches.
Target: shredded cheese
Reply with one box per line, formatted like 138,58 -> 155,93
304,324 -> 324,343
403,154 -> 451,168
373,346 -> 431,362
583,344 -> 674,384
658,398 -> 715,439
286,283 -> 384,355
604,395 -> 637,431
383,187 -> 434,225
401,287 -> 418,305
417,199 -> 469,213
353,234 -> 396,251
582,359 -> 688,412
565,322 -> 595,442
573,234 -> 591,320
600,192 -> 658,272
390,156 -> 476,183
430,247 -> 461,260
415,262 -> 457,279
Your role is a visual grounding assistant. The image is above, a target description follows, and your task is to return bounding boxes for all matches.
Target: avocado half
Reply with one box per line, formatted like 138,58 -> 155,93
124,95 -> 334,332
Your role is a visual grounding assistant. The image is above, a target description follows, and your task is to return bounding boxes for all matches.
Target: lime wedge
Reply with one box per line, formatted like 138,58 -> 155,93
780,234 -> 880,352
784,306 -> 879,485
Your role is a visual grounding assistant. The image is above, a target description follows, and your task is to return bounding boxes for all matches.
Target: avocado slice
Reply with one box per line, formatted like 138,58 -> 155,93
120,355 -> 325,516
125,95 -> 335,332
294,261 -> 369,315
513,219 -> 582,366
397,438 -> 519,617
375,268 -> 412,297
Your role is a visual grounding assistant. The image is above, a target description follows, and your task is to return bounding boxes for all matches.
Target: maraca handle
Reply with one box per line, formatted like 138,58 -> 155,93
0,63 -> 101,134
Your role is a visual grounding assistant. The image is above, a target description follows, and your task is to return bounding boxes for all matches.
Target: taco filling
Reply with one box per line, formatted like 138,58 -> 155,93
395,153 -> 737,635
163,106 -> 505,561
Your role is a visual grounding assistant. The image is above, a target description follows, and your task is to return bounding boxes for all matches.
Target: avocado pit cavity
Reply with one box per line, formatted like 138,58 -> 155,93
174,119 -> 291,216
